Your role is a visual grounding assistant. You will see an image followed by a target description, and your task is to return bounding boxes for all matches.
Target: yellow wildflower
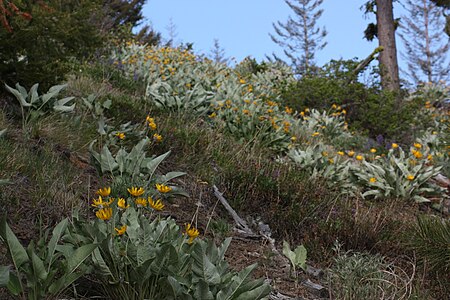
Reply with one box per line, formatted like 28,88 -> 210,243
96,207 -> 112,221
156,183 -> 172,193
406,174 -> 415,181
392,143 -> 399,149
369,177 -> 377,183
427,154 -> 433,161
128,187 -> 145,197
291,136 -> 297,142
91,196 -> 113,209
146,116 -> 157,130
337,151 -> 345,156
414,142 -> 422,149
115,132 -> 125,140
347,150 -> 355,157
242,109 -> 250,115
411,149 -> 423,159
149,197 -> 164,211
153,133 -> 163,142
185,223 -> 200,244
312,132 -> 320,137
322,151 -> 328,157
239,78 -> 246,84
96,187 -> 111,197
285,106 -> 293,114
304,108 -> 310,112
300,111 -> 305,117
356,155 -> 363,161
117,198 -> 130,209
328,158 -> 334,164
267,109 -> 274,114
331,104 -> 337,109
370,148 -> 377,153
209,112 -> 217,118
135,197 -> 147,207
115,225 -> 127,236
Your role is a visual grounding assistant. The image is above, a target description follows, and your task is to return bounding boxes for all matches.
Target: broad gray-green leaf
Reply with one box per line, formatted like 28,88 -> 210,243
0,129 -> 6,137
42,84 -> 67,105
145,151 -> 171,178
5,83 -> 31,107
6,272 -> 22,295
234,283 -> 271,300
115,148 -> 128,174
216,264 -> 257,300
218,238 -> 232,261
46,218 -> 68,267
66,243 -> 97,274
102,99 -> 112,109
53,97 -> 76,112
31,251 -> 48,281
100,145 -> 119,173
0,266 -> 9,287
194,280 -> 214,300
29,83 -> 40,104
158,171 -> 187,183
91,248 -> 112,277
48,272 -> 84,295
0,216 -> 29,270
282,241 -> 307,271
167,275 -> 183,297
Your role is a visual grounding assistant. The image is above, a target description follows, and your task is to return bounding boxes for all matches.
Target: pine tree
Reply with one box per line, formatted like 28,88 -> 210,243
209,39 -> 229,65
270,0 -> 327,75
103,0 -> 146,29
399,0 -> 450,84
164,18 -> 179,47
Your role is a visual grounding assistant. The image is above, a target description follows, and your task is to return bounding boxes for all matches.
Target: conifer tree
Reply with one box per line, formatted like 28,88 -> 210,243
399,0 -> 450,84
270,0 -> 327,75
209,39 -> 229,65
103,0 -> 146,29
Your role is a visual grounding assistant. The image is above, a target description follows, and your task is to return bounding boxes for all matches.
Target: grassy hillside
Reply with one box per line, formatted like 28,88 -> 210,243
0,42 -> 449,299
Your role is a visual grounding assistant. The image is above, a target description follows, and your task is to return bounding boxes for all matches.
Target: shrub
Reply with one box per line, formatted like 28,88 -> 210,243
280,59 -> 425,142
64,194 -> 271,299
0,0 -> 105,90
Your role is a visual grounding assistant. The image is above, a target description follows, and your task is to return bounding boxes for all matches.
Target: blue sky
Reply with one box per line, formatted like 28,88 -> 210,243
141,1 -> 404,68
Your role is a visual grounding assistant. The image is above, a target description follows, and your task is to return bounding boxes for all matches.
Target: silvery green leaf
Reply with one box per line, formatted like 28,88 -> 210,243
412,195 -> 430,203
5,83 -> 31,107
102,99 -> 112,109
29,83 -> 40,104
145,151 -> 171,179
100,145 -> 118,173
42,84 -> 67,105
97,116 -> 106,135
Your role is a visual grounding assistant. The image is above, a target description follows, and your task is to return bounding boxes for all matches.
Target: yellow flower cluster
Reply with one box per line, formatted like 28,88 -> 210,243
146,116 -> 157,130
185,223 -> 200,244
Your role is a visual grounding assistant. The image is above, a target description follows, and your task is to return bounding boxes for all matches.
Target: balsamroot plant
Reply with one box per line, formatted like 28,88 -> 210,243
63,189 -> 271,300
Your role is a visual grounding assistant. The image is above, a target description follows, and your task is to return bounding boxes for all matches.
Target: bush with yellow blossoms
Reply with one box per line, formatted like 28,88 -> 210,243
61,186 -> 270,299
353,144 -> 444,203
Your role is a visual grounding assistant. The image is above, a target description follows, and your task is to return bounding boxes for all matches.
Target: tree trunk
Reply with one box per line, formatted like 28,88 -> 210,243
376,0 -> 400,92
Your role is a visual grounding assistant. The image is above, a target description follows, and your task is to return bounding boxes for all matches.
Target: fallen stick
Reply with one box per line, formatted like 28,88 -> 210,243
212,185 -> 255,235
